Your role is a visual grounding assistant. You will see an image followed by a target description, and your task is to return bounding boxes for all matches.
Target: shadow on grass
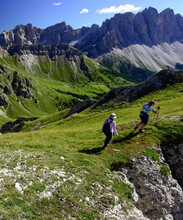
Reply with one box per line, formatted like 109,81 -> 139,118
110,160 -> 131,171
79,146 -> 106,155
113,130 -> 141,143
79,130 -> 141,155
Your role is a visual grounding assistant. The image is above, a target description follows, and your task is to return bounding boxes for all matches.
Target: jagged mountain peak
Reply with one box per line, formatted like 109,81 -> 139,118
160,7 -> 174,15
142,7 -> 158,14
43,21 -> 71,32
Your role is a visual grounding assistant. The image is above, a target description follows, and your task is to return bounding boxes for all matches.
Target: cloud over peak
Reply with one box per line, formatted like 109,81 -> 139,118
53,2 -> 62,6
97,4 -> 142,14
80,8 -> 89,14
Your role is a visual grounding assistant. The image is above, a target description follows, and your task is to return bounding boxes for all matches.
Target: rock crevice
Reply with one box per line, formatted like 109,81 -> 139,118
161,143 -> 183,187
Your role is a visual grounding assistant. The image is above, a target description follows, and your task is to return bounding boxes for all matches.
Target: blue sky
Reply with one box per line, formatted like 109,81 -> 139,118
0,0 -> 183,33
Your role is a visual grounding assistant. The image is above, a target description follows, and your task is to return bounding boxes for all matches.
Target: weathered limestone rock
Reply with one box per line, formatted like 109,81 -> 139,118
120,156 -> 183,220
1,8 -> 183,59
11,71 -> 34,99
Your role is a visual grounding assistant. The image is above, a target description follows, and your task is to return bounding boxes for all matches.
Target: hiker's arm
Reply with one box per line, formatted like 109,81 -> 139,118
113,122 -> 118,136
152,107 -> 160,114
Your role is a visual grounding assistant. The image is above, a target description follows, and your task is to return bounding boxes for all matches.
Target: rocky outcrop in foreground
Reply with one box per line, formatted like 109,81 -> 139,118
117,149 -> 183,220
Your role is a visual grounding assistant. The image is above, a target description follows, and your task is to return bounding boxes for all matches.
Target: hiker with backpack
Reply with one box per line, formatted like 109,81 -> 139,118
134,100 -> 160,132
102,113 -> 118,149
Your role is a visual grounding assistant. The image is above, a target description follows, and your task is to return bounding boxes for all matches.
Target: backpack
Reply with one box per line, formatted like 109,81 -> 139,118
102,119 -> 112,133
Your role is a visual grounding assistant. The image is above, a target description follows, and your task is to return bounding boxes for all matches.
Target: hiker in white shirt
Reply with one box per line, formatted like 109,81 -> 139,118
102,113 -> 118,149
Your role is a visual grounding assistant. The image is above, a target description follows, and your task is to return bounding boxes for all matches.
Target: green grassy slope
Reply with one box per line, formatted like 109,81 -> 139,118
0,81 -> 182,218
98,55 -> 154,83
0,52 -> 130,123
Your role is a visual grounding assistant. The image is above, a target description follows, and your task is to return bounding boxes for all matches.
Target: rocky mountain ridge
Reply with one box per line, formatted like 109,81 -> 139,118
0,22 -> 97,49
1,7 -> 183,72
1,8 -> 183,55
79,7 -> 183,58
92,69 -> 183,108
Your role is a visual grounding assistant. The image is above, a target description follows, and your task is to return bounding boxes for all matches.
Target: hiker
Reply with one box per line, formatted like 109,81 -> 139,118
102,113 -> 118,149
134,100 -> 160,132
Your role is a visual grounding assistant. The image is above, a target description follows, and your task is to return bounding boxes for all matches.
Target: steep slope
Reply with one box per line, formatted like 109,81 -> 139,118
97,41 -> 183,73
6,44 -> 90,81
92,69 -> 183,109
0,70 -> 183,219
0,45 -> 129,122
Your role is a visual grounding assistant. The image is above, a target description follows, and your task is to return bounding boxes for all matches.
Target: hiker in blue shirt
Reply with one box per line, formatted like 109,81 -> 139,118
134,100 -> 160,132
102,113 -> 118,149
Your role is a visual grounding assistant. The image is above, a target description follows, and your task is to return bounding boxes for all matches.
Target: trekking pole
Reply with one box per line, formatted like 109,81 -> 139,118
156,107 -> 160,121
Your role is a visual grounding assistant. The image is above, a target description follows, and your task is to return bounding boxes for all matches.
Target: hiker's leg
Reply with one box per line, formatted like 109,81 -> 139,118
135,112 -> 146,130
134,122 -> 143,130
139,113 -> 149,129
139,123 -> 146,131
139,115 -> 149,131
103,132 -> 113,148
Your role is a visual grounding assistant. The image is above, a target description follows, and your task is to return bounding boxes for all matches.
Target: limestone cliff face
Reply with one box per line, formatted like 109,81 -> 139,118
39,22 -> 94,46
7,44 -> 83,58
0,24 -> 42,47
0,64 -> 35,107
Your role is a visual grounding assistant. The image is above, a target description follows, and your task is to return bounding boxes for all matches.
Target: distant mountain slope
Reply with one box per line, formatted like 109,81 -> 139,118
6,44 -> 90,81
97,41 -> 183,72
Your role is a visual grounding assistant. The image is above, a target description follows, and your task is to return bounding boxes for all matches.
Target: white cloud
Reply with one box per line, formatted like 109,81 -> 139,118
80,8 -> 89,14
96,4 -> 142,14
53,2 -> 62,6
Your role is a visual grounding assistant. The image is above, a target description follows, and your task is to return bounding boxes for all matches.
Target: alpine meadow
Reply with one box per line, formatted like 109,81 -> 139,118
0,6 -> 183,220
